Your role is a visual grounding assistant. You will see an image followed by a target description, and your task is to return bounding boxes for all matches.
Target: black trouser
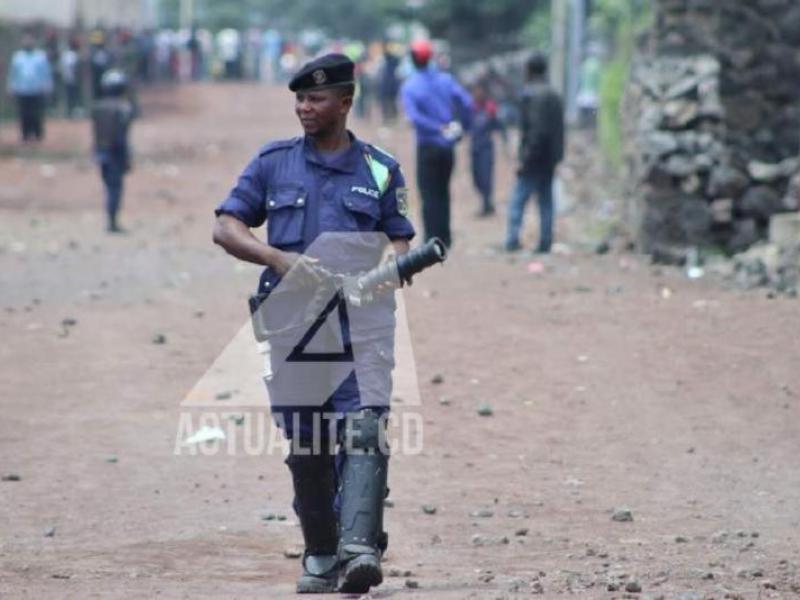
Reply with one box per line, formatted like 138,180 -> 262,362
64,83 -> 81,118
16,95 -> 45,141
416,143 -> 455,248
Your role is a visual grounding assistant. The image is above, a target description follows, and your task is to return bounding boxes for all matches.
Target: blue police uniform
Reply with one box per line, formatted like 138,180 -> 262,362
215,133 -> 414,437
216,53 -> 410,594
470,99 -> 503,215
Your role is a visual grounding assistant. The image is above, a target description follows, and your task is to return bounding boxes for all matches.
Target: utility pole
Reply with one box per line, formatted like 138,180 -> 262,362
566,0 -> 585,124
550,0 -> 568,97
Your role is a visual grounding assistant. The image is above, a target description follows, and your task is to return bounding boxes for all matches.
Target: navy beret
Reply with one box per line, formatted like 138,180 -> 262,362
289,53 -> 355,92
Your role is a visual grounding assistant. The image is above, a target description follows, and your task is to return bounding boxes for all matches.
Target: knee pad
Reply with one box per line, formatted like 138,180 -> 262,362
339,409 -> 389,455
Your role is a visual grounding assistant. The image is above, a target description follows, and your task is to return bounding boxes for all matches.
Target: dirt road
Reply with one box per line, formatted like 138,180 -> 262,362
1,83 -> 799,599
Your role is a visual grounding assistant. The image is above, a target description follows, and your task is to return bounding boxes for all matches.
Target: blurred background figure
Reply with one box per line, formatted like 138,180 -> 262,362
118,28 -> 141,116
354,53 -> 374,120
6,32 -> 53,143
469,80 -> 506,218
89,29 -> 112,98
217,28 -> 242,80
260,29 -> 283,83
378,42 -> 400,124
187,27 -> 204,81
504,53 -> 565,254
44,28 -> 61,110
59,35 -> 83,119
400,39 -> 472,248
91,69 -> 134,234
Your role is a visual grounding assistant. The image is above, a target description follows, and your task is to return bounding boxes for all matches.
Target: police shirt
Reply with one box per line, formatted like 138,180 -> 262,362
216,133 -> 415,341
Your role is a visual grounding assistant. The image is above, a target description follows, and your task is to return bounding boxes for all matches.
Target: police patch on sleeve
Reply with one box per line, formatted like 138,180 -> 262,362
396,187 -> 409,216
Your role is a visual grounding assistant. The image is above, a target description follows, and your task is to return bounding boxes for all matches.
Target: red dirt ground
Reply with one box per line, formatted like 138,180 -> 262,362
1,83 -> 799,599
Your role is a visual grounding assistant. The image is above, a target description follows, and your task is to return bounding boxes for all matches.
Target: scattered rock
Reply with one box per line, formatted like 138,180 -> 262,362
421,504 -> 437,515
611,507 -> 634,522
476,403 -> 494,417
430,373 -> 444,384
261,512 -> 287,522
515,528 -> 529,537
215,391 -> 233,401
404,579 -> 419,589
470,508 -> 494,518
625,580 -> 643,593
151,333 -> 167,345
711,530 -> 729,544
384,498 -> 395,508
675,535 -> 689,543
44,526 -> 56,538
387,568 -> 413,577
283,548 -> 302,559
105,454 -> 119,464
507,577 -> 527,593
2,473 -> 22,482
471,534 -> 508,546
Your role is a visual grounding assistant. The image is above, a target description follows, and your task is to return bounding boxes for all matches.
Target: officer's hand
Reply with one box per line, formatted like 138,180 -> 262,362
274,252 -> 329,287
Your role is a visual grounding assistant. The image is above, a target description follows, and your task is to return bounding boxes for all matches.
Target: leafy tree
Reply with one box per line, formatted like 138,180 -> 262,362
416,0 -> 546,61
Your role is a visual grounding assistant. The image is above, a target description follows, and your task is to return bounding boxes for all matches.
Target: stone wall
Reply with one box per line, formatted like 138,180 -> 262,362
624,0 -> 800,260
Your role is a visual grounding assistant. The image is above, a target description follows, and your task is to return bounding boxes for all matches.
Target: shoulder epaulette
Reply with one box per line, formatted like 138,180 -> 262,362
258,137 -> 301,156
364,143 -> 398,167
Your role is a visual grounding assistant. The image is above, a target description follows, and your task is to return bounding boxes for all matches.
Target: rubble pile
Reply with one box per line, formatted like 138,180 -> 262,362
624,0 -> 800,261
731,212 -> 800,294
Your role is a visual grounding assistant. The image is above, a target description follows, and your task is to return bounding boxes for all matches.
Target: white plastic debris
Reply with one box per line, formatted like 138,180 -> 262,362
184,425 -> 226,445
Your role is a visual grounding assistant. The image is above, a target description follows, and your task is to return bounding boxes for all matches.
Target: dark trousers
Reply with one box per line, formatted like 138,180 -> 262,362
16,94 -> 45,141
99,155 -> 126,228
64,83 -> 81,118
416,144 -> 455,248
470,145 -> 495,213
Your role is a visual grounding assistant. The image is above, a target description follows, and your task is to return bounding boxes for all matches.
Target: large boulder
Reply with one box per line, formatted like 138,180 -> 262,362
738,185 -> 783,220
707,165 -> 749,197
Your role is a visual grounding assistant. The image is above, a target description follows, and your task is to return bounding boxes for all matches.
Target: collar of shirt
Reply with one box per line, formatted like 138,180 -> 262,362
302,131 -> 362,174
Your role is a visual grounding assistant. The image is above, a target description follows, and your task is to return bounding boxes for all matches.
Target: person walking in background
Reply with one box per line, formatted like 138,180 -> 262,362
6,32 -> 53,143
504,53 -> 564,254
91,69 -> 134,233
89,29 -> 112,98
60,36 -> 83,118
44,28 -> 61,110
378,44 -> 400,123
469,80 -> 506,218
400,39 -> 472,248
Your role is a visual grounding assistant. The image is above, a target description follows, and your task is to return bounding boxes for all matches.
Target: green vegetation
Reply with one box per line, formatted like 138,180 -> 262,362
591,0 -> 652,168
521,3 -> 551,51
158,0 -> 543,53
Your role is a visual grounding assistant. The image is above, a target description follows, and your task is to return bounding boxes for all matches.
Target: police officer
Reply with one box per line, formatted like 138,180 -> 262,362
212,54 -> 415,594
91,69 -> 134,233
400,40 -> 472,248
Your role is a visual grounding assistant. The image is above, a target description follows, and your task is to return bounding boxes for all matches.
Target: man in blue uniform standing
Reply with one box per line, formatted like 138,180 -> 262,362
212,54 -> 415,594
400,39 -> 472,248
